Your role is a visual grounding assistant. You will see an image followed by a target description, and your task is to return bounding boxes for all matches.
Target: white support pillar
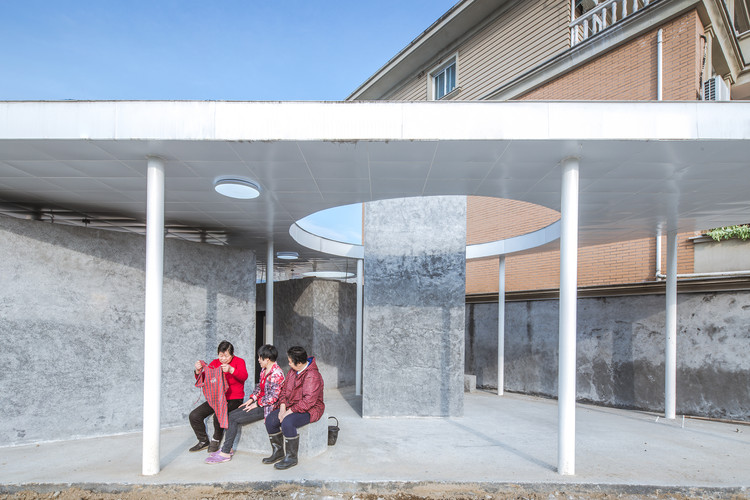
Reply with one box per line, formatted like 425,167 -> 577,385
355,258 -> 364,396
142,156 -> 165,476
497,255 -> 506,396
665,229 -> 678,419
558,157 -> 579,476
265,241 -> 274,345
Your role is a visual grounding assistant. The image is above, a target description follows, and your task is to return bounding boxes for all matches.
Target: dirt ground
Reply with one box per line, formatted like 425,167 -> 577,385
1,483 -> 749,500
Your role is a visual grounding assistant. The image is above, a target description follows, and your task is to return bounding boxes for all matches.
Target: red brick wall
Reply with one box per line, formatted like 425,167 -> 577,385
466,11 -> 705,294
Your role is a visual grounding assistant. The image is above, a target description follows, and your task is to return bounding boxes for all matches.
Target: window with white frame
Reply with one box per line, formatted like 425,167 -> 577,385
430,56 -> 457,100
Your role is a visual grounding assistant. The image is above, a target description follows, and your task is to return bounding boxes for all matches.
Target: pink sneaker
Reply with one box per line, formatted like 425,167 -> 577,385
204,453 -> 232,464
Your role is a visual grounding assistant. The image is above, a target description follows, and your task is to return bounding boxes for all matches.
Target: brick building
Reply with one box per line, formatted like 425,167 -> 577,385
349,0 -> 750,297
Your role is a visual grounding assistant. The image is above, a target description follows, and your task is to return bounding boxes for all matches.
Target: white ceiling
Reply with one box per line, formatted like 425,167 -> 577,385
0,100 -> 748,274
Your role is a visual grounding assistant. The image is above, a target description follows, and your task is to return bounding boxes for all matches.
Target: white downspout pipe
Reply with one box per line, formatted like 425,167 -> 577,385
657,29 -> 663,100
497,255 -> 506,396
142,156 -> 165,476
355,258 -> 364,396
265,241 -> 274,345
558,157 -> 580,476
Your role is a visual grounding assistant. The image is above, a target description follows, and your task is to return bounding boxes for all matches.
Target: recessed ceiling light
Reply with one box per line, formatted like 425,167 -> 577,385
214,178 -> 261,199
277,251 -> 299,260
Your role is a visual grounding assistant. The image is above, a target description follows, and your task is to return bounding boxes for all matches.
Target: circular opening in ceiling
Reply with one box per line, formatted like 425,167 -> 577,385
296,203 -> 363,245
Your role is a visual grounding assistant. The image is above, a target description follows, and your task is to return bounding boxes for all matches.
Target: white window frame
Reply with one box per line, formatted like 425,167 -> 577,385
428,53 -> 458,100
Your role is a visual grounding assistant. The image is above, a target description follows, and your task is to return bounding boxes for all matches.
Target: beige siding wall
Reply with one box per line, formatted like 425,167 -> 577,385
385,0 -> 570,102
458,0 -> 569,100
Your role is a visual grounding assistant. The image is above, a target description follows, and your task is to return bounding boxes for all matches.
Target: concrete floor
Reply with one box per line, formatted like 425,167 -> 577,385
1,387 -> 749,498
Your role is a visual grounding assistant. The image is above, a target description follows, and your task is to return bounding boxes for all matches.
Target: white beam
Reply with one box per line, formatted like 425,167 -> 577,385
497,255 -> 506,396
355,259 -> 364,396
558,157 -> 579,476
665,229 -> 678,419
142,156 -> 165,476
265,241 -> 274,345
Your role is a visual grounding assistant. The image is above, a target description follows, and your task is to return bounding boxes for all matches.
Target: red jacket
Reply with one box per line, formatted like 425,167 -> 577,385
277,357 -> 325,423
195,356 -> 248,401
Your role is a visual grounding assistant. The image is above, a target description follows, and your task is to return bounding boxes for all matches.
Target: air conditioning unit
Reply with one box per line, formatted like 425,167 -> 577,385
703,75 -> 731,101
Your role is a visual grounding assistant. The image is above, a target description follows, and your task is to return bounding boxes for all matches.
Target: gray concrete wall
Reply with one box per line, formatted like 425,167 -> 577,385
0,215 -> 255,446
466,292 -> 750,420
258,278 -> 356,389
363,197 -> 466,417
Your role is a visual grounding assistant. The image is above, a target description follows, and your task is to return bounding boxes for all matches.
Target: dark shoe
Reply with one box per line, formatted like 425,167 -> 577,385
274,435 -> 299,470
207,440 -> 220,453
262,432 -> 285,464
189,441 -> 209,452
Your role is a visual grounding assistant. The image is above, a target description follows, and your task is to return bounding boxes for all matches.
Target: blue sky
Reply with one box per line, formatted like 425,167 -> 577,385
2,1 -> 457,244
1,1 -> 457,101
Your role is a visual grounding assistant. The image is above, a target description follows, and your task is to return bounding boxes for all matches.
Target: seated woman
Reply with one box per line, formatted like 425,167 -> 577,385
263,345 -> 324,470
189,340 -> 248,453
205,344 -> 285,464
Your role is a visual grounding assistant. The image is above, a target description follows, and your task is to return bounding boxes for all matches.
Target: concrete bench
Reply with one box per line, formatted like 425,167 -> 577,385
464,374 -> 477,393
230,413 -> 329,458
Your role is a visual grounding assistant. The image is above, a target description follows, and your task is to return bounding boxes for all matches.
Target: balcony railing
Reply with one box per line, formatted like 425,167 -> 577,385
570,0 -> 654,46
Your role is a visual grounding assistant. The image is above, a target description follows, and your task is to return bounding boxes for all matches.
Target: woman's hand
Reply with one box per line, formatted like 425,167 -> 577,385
220,363 -> 234,374
194,361 -> 202,373
239,400 -> 257,412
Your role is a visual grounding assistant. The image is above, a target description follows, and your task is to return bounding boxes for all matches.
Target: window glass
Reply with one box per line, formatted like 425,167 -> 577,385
433,61 -> 456,100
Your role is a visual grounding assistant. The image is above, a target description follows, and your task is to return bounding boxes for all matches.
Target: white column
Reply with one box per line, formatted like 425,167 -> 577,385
558,157 -> 579,476
265,240 -> 274,345
665,229 -> 678,419
142,156 -> 165,476
355,258 -> 364,396
497,255 -> 506,396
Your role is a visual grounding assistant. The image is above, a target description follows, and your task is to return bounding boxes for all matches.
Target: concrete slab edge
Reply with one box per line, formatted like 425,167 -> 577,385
1,481 -> 748,499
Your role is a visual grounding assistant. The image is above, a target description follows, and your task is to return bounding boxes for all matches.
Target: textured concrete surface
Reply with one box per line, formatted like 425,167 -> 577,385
363,197 -> 466,417
466,291 -> 750,420
0,387 -> 748,498
232,412 -> 329,457
0,215 -> 256,446
259,278 -> 356,389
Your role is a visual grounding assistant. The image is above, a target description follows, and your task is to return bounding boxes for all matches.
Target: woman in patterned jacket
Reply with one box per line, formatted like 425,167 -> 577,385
204,344 -> 285,464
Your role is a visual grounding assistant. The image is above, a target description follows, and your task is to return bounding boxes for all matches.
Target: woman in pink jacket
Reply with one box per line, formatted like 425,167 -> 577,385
262,345 -> 324,470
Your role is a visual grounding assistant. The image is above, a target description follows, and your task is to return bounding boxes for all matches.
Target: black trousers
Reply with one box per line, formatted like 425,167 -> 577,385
189,398 -> 243,443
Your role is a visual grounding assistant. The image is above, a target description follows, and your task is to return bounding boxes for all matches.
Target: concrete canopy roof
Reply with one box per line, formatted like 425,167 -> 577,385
0,100 -> 748,272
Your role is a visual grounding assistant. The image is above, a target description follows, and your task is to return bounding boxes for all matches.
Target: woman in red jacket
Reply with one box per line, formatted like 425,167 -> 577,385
262,345 -> 324,470
188,340 -> 248,453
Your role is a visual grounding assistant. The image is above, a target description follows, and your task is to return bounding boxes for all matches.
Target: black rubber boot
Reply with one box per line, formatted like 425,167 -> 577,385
262,432 -> 285,464
274,435 -> 299,470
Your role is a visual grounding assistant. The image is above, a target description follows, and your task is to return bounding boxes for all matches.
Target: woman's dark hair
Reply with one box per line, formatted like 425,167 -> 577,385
217,340 -> 234,356
287,345 -> 308,365
257,344 -> 278,362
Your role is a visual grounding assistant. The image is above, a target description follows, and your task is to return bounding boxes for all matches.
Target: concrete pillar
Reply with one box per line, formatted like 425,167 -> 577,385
363,197 -> 466,417
265,240 -> 274,344
355,258 -> 364,396
142,156 -> 165,476
497,255 -> 506,396
665,229 -> 678,419
558,157 -> 579,476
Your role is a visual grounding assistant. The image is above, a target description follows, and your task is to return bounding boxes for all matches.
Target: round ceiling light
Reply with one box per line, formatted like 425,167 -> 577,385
214,178 -> 261,199
277,251 -> 299,260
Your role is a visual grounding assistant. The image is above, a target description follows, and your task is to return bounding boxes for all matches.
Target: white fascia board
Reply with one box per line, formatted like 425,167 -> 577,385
1,101 -> 750,142
466,220 -> 561,259
290,223 -> 364,259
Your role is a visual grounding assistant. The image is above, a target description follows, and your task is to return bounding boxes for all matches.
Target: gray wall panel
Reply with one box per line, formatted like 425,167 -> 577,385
0,215 -> 255,445
466,292 -> 750,420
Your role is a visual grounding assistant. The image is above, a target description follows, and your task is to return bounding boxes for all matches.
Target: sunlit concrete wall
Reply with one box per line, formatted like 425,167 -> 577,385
363,196 -> 466,417
258,278 -> 356,389
0,215 -> 255,446
466,292 -> 750,420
